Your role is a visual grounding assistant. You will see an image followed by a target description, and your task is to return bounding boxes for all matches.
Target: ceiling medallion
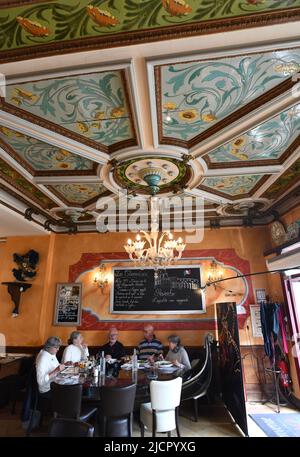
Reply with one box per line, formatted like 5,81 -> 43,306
217,200 -> 267,217
50,207 -> 96,223
114,156 -> 191,196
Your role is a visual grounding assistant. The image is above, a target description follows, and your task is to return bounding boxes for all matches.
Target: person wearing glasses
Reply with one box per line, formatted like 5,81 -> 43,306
99,327 -> 126,361
36,336 -> 65,397
62,331 -> 89,364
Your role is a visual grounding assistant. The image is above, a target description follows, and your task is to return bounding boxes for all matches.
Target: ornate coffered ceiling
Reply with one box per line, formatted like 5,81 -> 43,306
1,6 -> 300,234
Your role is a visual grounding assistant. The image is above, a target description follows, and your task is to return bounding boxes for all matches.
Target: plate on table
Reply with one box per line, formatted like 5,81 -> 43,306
121,363 -> 132,370
137,361 -> 150,369
107,358 -> 117,364
155,361 -> 174,369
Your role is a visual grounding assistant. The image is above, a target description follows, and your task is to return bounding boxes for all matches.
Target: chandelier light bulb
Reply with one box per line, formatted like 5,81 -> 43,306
136,233 -> 141,241
127,238 -> 132,245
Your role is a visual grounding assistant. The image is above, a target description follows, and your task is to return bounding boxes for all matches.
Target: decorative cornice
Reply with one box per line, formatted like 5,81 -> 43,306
1,7 -> 300,63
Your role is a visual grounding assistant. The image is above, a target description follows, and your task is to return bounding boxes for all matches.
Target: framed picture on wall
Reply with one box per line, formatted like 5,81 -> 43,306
53,283 -> 82,326
250,305 -> 263,338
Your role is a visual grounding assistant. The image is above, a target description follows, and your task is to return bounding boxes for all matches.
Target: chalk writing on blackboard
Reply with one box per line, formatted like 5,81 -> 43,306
110,266 -> 205,314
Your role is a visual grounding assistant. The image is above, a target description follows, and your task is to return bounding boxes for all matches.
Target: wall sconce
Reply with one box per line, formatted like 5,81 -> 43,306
207,260 -> 223,285
93,264 -> 110,289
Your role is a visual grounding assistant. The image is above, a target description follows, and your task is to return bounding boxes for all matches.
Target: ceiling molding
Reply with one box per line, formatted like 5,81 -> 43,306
1,2 -> 300,63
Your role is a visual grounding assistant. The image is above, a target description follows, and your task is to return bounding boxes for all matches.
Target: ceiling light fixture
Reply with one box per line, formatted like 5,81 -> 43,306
124,197 -> 186,267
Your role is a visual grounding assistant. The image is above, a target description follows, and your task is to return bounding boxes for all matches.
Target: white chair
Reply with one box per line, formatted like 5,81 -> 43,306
140,377 -> 182,437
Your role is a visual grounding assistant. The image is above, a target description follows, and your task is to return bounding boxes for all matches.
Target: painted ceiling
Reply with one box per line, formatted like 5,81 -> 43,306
1,0 -> 300,62
2,69 -> 136,153
0,125 -> 96,174
1,6 -> 300,233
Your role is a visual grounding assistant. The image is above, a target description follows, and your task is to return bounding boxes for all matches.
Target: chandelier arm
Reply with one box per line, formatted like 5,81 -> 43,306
140,230 -> 153,247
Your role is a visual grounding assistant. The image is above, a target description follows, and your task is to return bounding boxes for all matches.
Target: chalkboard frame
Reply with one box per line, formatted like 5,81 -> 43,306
110,265 -> 205,314
53,282 -> 82,326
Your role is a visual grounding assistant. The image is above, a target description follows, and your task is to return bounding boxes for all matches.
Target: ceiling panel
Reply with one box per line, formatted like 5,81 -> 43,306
0,157 -> 56,209
0,125 -> 96,175
157,49 -> 300,145
46,182 -> 108,207
199,174 -> 265,199
2,69 -> 137,153
262,158 -> 300,200
205,104 -> 300,166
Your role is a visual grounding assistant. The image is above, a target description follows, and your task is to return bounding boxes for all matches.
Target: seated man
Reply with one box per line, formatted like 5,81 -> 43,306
137,324 -> 163,361
99,327 -> 126,361
36,336 -> 65,398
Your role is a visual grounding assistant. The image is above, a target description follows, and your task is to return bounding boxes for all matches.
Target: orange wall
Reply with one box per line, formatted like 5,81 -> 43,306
0,236 -> 50,346
0,227 -> 271,348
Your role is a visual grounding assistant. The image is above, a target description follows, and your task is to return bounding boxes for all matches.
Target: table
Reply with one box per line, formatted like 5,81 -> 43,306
0,354 -> 31,379
56,365 -> 183,405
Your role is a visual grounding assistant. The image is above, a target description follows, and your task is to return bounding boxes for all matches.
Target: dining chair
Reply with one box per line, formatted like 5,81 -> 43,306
48,418 -> 94,437
140,377 -> 182,437
51,382 -> 97,423
180,333 -> 213,422
98,383 -> 136,437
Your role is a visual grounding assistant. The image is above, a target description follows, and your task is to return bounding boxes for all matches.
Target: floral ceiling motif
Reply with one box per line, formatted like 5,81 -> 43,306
158,49 -> 300,143
206,105 -> 300,164
0,125 -> 95,173
0,157 -> 55,209
262,159 -> 300,200
4,70 -> 135,151
200,175 -> 263,198
1,0 -> 299,60
1,11 -> 300,231
46,183 -> 107,206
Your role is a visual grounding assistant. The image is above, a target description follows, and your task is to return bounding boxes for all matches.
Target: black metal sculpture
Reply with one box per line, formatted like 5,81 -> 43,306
12,249 -> 39,282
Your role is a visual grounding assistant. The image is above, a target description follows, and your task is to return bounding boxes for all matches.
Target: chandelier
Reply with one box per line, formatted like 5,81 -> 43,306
124,230 -> 186,267
124,194 -> 186,266
93,264 -> 110,288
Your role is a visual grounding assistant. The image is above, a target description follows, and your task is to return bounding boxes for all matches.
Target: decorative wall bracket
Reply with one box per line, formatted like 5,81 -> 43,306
1,282 -> 32,317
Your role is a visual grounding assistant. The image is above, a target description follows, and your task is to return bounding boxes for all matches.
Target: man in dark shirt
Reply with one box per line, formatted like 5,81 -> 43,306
137,324 -> 163,360
99,327 -> 126,360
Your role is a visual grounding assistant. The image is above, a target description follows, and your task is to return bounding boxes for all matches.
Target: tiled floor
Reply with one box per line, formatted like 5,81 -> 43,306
1,399 -> 297,437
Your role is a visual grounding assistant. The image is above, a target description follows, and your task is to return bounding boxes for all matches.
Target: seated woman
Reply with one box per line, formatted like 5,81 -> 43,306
165,335 -> 191,371
62,331 -> 89,364
36,336 -> 65,397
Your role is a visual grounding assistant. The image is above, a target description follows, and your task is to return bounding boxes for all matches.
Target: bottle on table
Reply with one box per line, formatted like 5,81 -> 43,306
99,350 -> 106,377
132,348 -> 138,372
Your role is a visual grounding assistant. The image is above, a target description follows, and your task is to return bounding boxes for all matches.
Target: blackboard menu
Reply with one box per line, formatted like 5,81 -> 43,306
110,266 -> 205,314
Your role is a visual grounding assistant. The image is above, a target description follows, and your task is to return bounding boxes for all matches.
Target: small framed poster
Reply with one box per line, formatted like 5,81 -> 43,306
250,305 -> 263,338
53,283 -> 82,326
255,288 -> 266,304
